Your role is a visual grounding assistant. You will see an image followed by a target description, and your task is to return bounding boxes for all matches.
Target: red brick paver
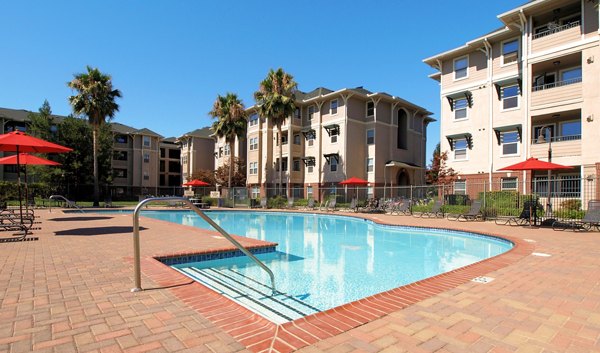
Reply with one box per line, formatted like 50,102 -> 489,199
1,208 -> 599,352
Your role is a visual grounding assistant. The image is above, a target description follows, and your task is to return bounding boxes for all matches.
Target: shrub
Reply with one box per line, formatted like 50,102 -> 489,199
560,199 -> 581,211
267,195 -> 287,209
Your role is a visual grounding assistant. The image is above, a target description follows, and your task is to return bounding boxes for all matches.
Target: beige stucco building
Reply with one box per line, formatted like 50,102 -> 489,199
177,127 -> 215,184
245,87 -> 433,201
424,0 -> 600,197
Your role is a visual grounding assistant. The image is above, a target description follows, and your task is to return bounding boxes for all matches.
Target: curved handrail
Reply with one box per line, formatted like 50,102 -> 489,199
131,197 -> 276,294
49,195 -> 84,213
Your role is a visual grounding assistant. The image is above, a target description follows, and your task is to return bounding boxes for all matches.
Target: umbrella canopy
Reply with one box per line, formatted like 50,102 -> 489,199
0,153 -> 61,166
339,177 -> 369,186
0,131 -> 73,153
498,157 -> 572,171
183,179 -> 210,187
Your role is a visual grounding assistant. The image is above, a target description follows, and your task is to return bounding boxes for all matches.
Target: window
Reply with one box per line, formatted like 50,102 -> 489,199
559,175 -> 580,197
293,159 -> 301,172
251,186 -> 260,199
330,158 -> 338,172
330,100 -> 338,115
113,150 -> 127,161
560,120 -> 581,139
143,153 -> 150,163
533,125 -> 554,143
160,160 -> 165,172
169,149 -> 180,159
249,162 -> 258,175
143,136 -> 151,147
224,144 -> 230,156
502,39 -> 519,65
502,131 -> 519,155
454,180 -> 466,194
454,139 -> 468,160
143,171 -> 149,180
249,137 -> 258,151
397,109 -> 408,149
454,98 -> 468,120
276,158 -> 288,172
114,169 -> 127,178
249,114 -> 259,126
281,134 -> 288,145
160,148 -> 165,158
307,186 -> 313,199
502,85 -> 519,110
168,161 -> 179,173
366,158 -> 374,173
115,134 -> 127,144
454,56 -> 468,80
501,177 -> 518,191
560,67 -> 582,83
366,102 -> 374,117
307,165 -> 313,173
294,108 -> 301,119
182,155 -> 188,164
308,106 -> 316,121
330,129 -> 338,143
307,134 -> 314,147
366,129 -> 375,145
367,187 -> 374,199
293,134 -> 301,145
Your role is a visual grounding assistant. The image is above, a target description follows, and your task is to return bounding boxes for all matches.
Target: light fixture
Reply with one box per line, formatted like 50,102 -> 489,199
553,60 -> 561,66
587,114 -> 594,122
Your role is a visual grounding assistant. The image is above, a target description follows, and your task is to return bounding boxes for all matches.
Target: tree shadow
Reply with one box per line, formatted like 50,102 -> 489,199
49,216 -> 114,222
54,226 -> 147,236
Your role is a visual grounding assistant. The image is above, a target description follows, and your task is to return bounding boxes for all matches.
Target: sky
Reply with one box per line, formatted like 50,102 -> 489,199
1,0 -> 526,162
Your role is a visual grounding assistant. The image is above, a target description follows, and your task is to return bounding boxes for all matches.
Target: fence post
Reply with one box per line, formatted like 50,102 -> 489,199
483,180 -> 486,212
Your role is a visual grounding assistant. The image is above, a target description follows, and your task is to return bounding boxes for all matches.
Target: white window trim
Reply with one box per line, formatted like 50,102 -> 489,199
501,177 -> 518,191
454,180 -> 467,194
501,85 -> 520,112
330,99 -> 338,116
501,38 -> 520,67
366,129 -> 375,145
453,98 -> 468,121
453,139 -> 469,161
453,55 -> 469,81
500,131 -> 520,157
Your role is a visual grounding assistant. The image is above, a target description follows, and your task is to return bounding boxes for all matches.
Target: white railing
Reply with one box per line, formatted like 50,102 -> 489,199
533,20 -> 580,40
532,77 -> 582,92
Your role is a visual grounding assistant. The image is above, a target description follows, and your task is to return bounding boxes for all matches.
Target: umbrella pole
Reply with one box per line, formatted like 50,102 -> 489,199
24,165 -> 29,211
16,147 -> 23,225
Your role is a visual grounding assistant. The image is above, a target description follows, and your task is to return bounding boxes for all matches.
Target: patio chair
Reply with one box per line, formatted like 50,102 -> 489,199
361,198 -> 382,213
414,200 -> 444,218
389,199 -> 411,215
495,200 -> 538,226
552,200 -> 600,231
447,200 -> 483,221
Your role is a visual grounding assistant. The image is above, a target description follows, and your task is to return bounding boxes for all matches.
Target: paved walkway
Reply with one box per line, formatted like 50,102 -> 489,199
0,208 -> 599,352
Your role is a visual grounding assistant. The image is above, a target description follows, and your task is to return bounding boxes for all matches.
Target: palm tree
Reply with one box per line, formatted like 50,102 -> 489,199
209,93 -> 247,190
254,68 -> 297,196
68,66 -> 122,207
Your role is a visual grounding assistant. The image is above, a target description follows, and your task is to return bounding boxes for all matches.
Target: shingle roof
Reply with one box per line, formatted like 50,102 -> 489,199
110,122 -> 138,134
135,128 -> 162,138
0,107 -> 67,122
180,127 -> 212,139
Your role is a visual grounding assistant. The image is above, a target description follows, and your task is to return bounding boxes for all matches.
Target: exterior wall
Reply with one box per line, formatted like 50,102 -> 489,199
180,136 -> 214,183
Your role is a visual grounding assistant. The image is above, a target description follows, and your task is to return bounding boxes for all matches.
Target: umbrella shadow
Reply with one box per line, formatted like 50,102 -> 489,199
49,216 -> 114,222
54,226 -> 147,236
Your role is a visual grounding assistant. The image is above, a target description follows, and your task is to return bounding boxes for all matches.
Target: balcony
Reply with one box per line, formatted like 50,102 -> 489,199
530,77 -> 582,107
530,134 -> 582,164
531,20 -> 581,53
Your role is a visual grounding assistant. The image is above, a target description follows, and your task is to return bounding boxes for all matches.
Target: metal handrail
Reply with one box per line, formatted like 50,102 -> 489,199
49,195 -> 84,213
131,197 -> 276,294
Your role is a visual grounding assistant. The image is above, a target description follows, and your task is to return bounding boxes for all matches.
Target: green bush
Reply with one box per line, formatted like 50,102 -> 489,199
560,199 -> 581,211
267,195 -> 287,209
201,196 -> 216,206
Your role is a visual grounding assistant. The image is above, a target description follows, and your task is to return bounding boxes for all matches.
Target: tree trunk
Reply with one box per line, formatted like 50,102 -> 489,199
228,140 -> 234,190
92,126 -> 100,207
278,125 -> 283,196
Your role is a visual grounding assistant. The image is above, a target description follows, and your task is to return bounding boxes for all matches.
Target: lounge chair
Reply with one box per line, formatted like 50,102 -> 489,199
495,200 -> 538,226
326,198 -> 337,212
260,197 -> 268,209
346,198 -> 358,212
447,200 -> 483,221
414,200 -> 444,218
304,198 -> 316,210
389,199 -> 411,215
553,200 -> 600,231
361,198 -> 382,213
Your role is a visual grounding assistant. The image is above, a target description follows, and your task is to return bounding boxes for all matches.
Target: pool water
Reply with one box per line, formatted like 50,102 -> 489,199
137,210 -> 512,322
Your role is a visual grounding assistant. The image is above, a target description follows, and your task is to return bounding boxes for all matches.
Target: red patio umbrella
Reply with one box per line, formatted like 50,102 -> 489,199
499,157 -> 572,217
0,131 -> 72,224
340,177 -> 369,201
0,153 -> 61,208
183,179 -> 210,187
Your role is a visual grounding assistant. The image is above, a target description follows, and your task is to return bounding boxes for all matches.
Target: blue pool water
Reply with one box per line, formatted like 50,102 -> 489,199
133,210 -> 512,320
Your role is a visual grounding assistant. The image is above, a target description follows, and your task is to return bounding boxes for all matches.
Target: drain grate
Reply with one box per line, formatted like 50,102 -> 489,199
471,276 -> 494,284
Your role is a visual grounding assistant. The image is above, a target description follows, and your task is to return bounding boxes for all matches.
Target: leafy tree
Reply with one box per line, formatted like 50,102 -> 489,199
68,66 -> 122,206
254,68 -> 297,196
208,93 -> 247,189
214,158 -> 246,187
190,169 -> 217,186
425,143 -> 457,185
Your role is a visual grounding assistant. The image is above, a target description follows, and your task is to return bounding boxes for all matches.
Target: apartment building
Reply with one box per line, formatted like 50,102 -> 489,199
424,0 -> 600,198
159,137 -> 182,188
213,132 -> 247,170
177,127 -> 215,184
246,86 -> 433,201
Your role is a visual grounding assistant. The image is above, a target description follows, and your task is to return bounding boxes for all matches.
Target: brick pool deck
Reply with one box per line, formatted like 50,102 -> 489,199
0,208 -> 599,352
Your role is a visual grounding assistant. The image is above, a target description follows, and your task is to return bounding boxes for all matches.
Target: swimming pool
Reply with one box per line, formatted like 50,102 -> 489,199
135,210 -> 512,323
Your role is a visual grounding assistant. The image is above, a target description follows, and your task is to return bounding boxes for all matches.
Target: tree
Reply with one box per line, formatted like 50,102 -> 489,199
214,158 -> 246,187
190,169 -> 217,186
208,93 -> 247,189
425,143 -> 457,185
68,66 -> 122,206
254,68 -> 297,196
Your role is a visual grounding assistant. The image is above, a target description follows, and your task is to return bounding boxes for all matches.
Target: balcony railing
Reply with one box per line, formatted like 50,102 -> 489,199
531,134 -> 581,144
533,20 -> 580,40
532,77 -> 582,92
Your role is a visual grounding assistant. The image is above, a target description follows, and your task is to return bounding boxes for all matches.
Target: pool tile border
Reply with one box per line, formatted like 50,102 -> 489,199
140,220 -> 534,353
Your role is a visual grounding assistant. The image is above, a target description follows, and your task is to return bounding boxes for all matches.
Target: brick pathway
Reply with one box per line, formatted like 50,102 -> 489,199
0,208 -> 599,352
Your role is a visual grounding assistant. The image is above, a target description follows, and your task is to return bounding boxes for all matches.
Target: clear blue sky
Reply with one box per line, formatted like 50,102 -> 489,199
1,0 -> 525,162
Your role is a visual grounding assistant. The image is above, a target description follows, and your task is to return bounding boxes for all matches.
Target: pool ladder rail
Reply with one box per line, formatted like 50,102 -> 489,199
130,197 -> 276,294
49,195 -> 85,213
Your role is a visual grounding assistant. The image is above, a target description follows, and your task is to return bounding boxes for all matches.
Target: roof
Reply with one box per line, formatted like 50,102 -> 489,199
179,127 -> 212,139
111,122 -> 138,134
0,107 -> 67,123
161,137 -> 178,143
135,128 -> 162,138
